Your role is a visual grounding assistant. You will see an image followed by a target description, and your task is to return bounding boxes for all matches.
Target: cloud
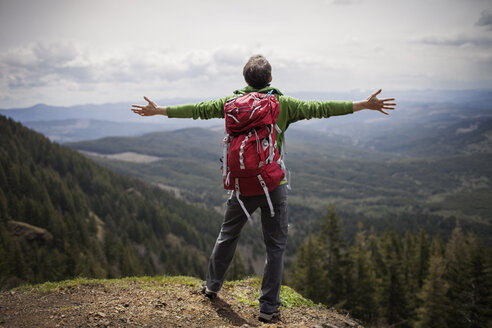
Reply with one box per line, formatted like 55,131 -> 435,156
475,10 -> 492,30
0,41 -> 254,90
417,35 -> 492,48
0,40 -> 351,94
1,40 -> 98,88
0,40 -> 361,107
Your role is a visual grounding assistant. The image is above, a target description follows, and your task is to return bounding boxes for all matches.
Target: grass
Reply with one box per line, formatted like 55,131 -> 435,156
13,275 -> 201,293
225,276 -> 317,308
279,285 -> 316,308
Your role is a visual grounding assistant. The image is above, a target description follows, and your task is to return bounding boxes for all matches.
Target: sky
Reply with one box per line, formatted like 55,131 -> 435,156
0,0 -> 491,108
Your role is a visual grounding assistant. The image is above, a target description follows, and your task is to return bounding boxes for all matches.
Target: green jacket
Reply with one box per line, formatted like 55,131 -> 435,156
166,85 -> 354,153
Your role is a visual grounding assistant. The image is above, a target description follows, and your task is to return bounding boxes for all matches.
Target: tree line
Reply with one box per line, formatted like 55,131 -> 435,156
289,207 -> 492,327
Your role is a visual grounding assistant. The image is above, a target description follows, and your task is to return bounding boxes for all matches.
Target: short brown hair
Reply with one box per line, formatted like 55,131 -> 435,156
243,55 -> 271,89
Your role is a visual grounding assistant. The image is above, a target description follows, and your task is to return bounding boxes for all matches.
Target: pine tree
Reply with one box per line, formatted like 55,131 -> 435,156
404,229 -> 431,321
318,207 -> 347,306
346,228 -> 379,324
0,222 -> 11,285
415,228 -> 430,289
227,249 -> 247,281
366,228 -> 385,279
467,234 -> 492,327
378,230 -> 410,327
0,159 -> 7,191
402,230 -> 418,320
290,233 -> 326,303
430,234 -> 445,257
444,224 -> 475,328
12,240 -> 32,282
0,188 -> 8,221
415,251 -> 449,328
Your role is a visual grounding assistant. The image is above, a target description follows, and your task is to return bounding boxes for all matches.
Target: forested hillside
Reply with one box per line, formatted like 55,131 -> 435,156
0,115 -> 224,289
290,208 -> 492,327
68,122 -> 492,251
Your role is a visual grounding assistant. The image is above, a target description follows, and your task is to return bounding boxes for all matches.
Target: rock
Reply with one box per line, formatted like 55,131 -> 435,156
7,221 -> 53,244
320,323 -> 338,328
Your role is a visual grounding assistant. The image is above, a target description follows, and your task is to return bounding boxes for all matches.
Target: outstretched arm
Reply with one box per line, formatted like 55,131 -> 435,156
131,96 -> 167,116
131,96 -> 228,119
352,89 -> 396,115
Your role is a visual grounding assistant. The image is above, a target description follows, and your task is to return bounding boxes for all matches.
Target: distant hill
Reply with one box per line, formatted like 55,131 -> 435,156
0,115 -> 225,289
68,124 -> 492,248
365,115 -> 492,157
0,99 -> 203,123
0,100 -> 222,142
21,119 -> 170,143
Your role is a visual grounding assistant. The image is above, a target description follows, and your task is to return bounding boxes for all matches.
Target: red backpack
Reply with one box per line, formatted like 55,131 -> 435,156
222,91 -> 285,219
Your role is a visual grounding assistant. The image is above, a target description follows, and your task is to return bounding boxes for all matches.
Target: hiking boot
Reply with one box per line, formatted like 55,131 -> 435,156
258,309 -> 280,323
201,281 -> 217,299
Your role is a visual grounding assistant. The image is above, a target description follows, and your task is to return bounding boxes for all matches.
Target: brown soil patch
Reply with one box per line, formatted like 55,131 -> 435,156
0,280 -> 363,328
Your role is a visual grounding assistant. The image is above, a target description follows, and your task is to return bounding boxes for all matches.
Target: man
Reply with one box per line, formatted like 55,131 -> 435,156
131,55 -> 396,323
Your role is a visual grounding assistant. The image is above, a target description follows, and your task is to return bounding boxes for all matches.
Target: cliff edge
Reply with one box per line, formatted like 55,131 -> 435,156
0,276 -> 363,328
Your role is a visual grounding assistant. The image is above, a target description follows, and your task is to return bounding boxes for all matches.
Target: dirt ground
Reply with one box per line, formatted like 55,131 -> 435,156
0,280 -> 363,328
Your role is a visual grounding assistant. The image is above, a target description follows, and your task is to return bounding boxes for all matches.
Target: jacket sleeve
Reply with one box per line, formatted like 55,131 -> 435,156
165,96 -> 230,120
278,95 -> 353,126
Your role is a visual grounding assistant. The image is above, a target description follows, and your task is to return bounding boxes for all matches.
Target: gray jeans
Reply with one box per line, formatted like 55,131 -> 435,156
206,184 -> 288,313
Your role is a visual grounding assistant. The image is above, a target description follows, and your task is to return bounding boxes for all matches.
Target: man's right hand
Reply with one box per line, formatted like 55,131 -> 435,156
131,96 -> 167,116
353,89 -> 396,115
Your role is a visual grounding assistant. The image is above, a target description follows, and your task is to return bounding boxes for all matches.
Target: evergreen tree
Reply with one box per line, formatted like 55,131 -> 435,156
378,230 -> 410,327
415,228 -> 430,289
444,224 -> 475,328
0,188 -> 8,220
402,230 -> 418,319
0,160 -> 7,191
346,228 -> 379,324
403,229 -> 431,321
415,252 -> 449,328
366,228 -> 385,279
318,207 -> 347,306
0,222 -> 11,285
227,249 -> 247,281
430,234 -> 446,257
466,234 -> 492,327
12,240 -> 31,282
290,233 -> 326,303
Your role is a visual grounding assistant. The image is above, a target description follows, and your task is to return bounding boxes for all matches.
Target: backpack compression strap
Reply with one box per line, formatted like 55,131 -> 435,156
258,175 -> 275,217
235,178 -> 252,221
222,134 -> 229,178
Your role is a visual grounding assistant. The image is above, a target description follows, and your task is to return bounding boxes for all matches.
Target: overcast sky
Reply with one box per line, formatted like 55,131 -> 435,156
0,0 -> 491,108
